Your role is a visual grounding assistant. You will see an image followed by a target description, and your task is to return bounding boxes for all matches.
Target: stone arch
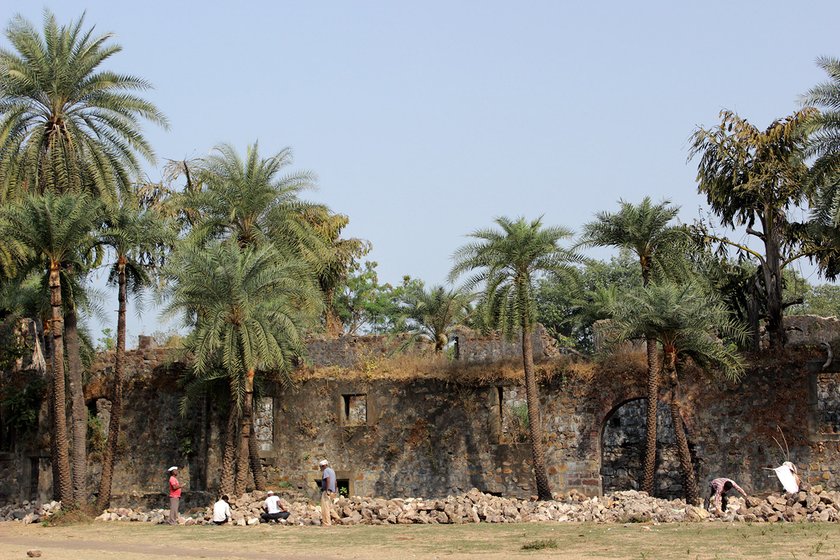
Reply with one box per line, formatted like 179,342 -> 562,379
599,397 -> 687,498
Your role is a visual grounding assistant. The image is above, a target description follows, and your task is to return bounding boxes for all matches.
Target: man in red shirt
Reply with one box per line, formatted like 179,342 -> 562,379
168,466 -> 181,525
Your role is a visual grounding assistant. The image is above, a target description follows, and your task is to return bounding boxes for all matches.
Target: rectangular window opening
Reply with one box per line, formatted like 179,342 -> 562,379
342,394 -> 367,426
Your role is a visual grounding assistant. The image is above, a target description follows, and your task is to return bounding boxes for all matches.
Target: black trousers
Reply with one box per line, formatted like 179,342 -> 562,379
260,511 -> 290,522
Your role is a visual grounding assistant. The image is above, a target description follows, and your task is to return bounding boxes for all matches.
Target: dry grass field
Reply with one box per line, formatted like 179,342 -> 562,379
2,520 -> 840,560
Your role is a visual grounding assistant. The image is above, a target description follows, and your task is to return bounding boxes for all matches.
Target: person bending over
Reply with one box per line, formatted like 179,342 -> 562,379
707,477 -> 748,513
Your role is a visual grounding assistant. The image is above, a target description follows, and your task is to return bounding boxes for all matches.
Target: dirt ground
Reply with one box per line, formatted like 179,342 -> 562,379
2,520 -> 840,560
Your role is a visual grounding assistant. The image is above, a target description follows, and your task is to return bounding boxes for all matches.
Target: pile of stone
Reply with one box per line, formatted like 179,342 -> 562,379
93,489 -> 694,525
9,486 -> 840,525
716,485 -> 840,523
0,500 -> 60,524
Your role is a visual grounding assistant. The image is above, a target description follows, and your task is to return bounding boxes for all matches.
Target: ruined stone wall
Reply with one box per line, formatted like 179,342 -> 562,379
3,326 -> 840,506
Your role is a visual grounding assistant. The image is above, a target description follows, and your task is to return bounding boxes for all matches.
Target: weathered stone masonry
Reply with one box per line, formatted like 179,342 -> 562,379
2,321 -> 840,507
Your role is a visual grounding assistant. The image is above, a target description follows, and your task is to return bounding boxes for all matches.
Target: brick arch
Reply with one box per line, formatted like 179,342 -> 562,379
575,365 -> 647,460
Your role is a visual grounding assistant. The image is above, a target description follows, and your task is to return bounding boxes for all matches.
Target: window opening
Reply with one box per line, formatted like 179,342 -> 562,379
342,394 -> 367,426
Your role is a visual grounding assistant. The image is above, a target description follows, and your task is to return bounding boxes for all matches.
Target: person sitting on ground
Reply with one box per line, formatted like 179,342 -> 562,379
706,477 -> 748,513
260,490 -> 290,523
212,494 -> 232,525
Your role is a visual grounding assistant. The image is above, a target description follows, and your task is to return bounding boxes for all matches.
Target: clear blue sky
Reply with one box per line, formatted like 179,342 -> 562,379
5,1 -> 839,342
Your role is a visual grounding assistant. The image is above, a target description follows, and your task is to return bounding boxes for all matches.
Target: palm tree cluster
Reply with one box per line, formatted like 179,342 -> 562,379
0,12 -> 366,507
4,10 -> 840,509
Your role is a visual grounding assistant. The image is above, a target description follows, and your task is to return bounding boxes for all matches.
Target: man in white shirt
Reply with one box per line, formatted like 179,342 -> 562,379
212,495 -> 232,525
260,490 -> 289,523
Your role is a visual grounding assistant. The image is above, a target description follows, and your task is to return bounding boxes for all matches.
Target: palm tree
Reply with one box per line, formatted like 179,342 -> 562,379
610,282 -> 745,504
403,284 -> 472,352
580,197 -> 687,496
0,10 -> 167,505
163,240 -> 322,496
95,190 -> 171,510
803,56 -> 840,203
298,207 -> 371,336
180,142 -> 325,256
450,216 -> 582,500
0,10 -> 168,203
0,193 -> 102,508
179,141 -> 336,489
690,109 -> 815,349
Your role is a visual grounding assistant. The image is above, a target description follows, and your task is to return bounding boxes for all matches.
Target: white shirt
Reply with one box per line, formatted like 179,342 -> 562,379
212,499 -> 232,522
264,495 -> 282,514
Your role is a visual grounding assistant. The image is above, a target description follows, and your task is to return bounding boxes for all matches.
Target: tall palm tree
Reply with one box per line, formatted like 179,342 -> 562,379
690,109 -> 815,350
0,193 -> 102,508
450,216 -> 582,500
610,282 -> 745,504
0,10 -> 168,203
0,10 -> 166,505
403,284 -> 472,352
95,190 -> 171,510
178,141 -> 335,489
580,197 -> 687,496
163,240 -> 322,496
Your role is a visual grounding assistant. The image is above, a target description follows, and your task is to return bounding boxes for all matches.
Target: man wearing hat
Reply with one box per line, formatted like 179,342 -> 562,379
260,490 -> 290,523
167,466 -> 182,525
319,459 -> 336,526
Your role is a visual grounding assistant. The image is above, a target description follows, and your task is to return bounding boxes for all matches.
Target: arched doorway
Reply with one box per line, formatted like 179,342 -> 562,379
600,398 -> 687,499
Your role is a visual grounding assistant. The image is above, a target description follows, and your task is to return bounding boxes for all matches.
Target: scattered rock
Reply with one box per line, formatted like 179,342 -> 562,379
6,487 -> 837,527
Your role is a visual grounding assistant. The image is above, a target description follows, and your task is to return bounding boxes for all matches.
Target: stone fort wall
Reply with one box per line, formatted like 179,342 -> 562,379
2,319 -> 840,506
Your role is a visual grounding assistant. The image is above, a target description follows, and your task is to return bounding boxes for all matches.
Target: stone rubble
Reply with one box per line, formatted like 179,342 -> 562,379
3,487 -> 840,525
0,500 -> 60,525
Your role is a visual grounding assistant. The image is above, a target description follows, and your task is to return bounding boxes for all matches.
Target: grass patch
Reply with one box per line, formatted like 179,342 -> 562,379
521,538 -> 558,550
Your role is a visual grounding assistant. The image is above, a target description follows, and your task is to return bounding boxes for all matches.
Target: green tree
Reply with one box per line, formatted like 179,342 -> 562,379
580,197 -> 687,496
0,192 -> 102,508
298,207 -> 371,336
173,141 -> 334,491
787,282 -> 840,318
334,261 -> 418,334
535,250 -> 641,353
0,11 -> 168,202
0,10 -> 166,505
690,109 -> 815,349
450,216 -> 582,501
95,189 -> 171,510
402,284 -> 472,352
163,241 -> 322,496
180,142 -> 324,255
610,282 -> 745,504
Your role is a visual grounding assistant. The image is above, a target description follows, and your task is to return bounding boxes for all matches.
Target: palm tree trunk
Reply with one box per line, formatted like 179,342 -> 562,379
664,350 -> 699,505
65,306 -> 88,505
324,288 -> 343,337
96,258 -> 127,511
747,274 -> 761,351
763,212 -> 787,350
248,414 -> 266,490
48,262 -> 74,507
219,394 -> 238,497
234,369 -> 256,495
522,324 -> 552,500
642,336 -> 660,495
